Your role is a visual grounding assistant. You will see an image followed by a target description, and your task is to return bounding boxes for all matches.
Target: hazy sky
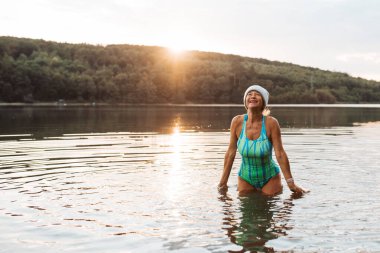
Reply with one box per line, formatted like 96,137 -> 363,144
1,0 -> 380,81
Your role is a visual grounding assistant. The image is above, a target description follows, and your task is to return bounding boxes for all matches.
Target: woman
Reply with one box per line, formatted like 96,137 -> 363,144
218,84 -> 307,195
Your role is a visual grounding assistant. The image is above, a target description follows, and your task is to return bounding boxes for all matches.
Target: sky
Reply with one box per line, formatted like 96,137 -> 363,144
1,0 -> 380,81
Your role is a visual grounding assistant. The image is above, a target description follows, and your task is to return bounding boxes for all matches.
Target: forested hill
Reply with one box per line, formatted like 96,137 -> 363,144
1,36 -> 379,104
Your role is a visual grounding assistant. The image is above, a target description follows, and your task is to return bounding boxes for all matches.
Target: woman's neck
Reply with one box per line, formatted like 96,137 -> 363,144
246,109 -> 262,123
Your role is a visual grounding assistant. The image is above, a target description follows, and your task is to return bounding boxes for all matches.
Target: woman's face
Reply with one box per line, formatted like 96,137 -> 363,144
245,90 -> 264,110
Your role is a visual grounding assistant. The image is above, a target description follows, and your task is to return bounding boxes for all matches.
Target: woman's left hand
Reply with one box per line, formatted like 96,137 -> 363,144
287,182 -> 309,194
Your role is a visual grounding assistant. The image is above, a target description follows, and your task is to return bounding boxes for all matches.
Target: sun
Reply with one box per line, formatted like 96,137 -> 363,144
166,44 -> 186,57
163,36 -> 192,57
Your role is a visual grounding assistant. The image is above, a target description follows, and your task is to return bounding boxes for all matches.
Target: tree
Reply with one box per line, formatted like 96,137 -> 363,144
0,36 -> 380,104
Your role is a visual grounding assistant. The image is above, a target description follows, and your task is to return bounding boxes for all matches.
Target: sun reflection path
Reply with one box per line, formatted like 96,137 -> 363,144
165,125 -> 185,200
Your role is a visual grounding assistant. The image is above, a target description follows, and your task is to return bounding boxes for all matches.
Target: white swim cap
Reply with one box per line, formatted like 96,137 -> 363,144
243,85 -> 269,109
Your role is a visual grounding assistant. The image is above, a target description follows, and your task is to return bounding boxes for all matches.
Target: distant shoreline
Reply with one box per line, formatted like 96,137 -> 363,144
2,37 -> 380,106
1,102 -> 380,108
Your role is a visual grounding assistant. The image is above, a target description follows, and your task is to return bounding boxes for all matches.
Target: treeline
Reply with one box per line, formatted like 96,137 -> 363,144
1,36 -> 380,104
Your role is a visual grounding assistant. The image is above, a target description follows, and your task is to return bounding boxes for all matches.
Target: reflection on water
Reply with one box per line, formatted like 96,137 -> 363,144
0,105 -> 380,252
0,130 -> 231,252
1,105 -> 380,139
219,191 -> 299,252
166,125 -> 184,201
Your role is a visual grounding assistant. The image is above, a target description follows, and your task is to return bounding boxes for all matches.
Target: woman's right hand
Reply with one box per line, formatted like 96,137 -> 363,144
217,183 -> 228,193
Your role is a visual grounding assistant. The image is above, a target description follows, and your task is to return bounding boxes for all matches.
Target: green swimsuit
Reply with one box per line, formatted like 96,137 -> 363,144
237,114 -> 280,189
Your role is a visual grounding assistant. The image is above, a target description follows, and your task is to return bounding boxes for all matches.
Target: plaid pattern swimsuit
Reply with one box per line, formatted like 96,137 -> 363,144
237,114 -> 280,189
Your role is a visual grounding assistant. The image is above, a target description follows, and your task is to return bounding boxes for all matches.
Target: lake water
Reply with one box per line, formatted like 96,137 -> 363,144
0,105 -> 379,252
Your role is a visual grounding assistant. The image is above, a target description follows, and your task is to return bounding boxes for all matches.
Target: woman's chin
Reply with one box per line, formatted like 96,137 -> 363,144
247,104 -> 261,110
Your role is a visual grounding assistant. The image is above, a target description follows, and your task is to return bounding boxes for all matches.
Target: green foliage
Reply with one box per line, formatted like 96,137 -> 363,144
1,36 -> 379,104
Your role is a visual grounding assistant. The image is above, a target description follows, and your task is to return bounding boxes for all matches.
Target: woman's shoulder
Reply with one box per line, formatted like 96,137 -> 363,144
232,114 -> 245,122
265,115 -> 280,128
231,114 -> 245,127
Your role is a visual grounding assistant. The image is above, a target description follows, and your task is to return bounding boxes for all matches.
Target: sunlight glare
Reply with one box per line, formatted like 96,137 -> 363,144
166,45 -> 185,57
165,124 -> 184,200
173,125 -> 180,135
164,35 -> 192,57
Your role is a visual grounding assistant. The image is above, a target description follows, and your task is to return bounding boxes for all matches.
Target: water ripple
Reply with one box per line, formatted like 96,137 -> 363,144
0,125 -> 379,252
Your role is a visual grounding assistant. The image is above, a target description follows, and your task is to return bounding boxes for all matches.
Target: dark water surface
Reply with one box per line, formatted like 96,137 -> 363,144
0,105 -> 379,252
1,104 -> 380,138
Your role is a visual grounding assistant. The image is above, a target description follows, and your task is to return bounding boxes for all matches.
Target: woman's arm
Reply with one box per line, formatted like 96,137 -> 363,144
268,117 -> 308,193
218,116 -> 239,191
